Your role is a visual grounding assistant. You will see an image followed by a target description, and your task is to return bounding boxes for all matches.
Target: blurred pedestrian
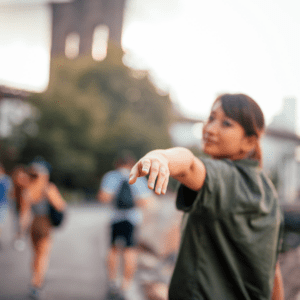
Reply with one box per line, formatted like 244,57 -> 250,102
98,150 -> 155,299
0,162 -> 12,249
129,94 -> 284,300
18,158 -> 67,299
11,164 -> 30,251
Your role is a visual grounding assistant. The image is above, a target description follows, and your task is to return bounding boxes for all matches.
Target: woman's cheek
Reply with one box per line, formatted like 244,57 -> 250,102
202,143 -> 213,154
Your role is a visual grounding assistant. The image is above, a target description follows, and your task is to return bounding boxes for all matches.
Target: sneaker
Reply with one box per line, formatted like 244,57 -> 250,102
29,286 -> 41,299
106,282 -> 124,300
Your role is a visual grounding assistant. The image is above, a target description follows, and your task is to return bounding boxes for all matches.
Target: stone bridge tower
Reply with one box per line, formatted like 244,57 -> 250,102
50,0 -> 127,58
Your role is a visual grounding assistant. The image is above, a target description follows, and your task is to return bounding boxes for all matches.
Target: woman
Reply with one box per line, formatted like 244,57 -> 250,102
11,164 -> 31,251
129,94 -> 284,299
18,160 -> 66,299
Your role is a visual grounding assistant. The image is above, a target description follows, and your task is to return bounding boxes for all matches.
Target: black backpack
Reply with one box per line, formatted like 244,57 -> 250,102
48,202 -> 65,227
114,180 -> 135,210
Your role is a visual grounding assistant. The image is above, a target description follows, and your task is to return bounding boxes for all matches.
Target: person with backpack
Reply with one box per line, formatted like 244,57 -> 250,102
17,158 -> 67,299
98,150 -> 154,298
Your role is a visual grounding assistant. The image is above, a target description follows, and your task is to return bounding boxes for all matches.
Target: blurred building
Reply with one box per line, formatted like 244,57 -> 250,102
1,0 -> 129,138
51,0 -> 126,59
0,85 -> 29,102
262,98 -> 300,203
0,86 -> 33,139
0,86 -> 32,164
268,98 -> 297,133
169,97 -> 300,203
169,109 -> 204,148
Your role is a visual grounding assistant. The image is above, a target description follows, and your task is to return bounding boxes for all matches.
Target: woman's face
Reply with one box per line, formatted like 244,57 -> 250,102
202,101 -> 251,160
14,170 -> 30,187
28,166 -> 49,184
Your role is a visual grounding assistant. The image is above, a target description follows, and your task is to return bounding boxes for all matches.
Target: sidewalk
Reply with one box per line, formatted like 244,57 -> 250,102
279,231 -> 300,300
3,198 -> 299,300
0,205 -> 145,300
136,192 -> 181,300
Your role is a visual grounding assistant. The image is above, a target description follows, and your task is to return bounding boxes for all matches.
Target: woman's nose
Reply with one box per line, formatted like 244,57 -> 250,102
205,120 -> 219,135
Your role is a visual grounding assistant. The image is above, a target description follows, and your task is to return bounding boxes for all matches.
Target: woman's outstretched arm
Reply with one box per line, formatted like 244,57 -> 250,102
46,183 -> 67,212
129,147 -> 206,195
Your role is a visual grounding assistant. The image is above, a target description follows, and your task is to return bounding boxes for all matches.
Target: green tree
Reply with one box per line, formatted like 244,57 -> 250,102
21,44 -> 173,192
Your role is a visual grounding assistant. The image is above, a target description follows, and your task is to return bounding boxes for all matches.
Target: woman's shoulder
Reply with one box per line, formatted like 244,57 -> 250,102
198,158 -> 262,195
46,182 -> 59,194
202,158 -> 260,175
200,157 -> 236,175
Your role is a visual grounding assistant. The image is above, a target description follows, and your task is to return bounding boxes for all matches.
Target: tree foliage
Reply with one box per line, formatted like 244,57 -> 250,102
21,44 -> 173,192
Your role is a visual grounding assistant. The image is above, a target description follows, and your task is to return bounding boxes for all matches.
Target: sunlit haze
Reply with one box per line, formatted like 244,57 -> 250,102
0,0 -> 300,129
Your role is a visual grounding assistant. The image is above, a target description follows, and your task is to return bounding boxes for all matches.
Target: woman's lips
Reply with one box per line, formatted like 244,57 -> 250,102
203,136 -> 218,144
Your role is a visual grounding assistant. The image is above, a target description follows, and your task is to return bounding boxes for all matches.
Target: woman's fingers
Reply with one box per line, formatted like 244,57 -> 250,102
129,158 -> 152,184
129,164 -> 139,184
154,166 -> 169,195
129,157 -> 170,195
141,158 -> 151,175
147,160 -> 160,190
162,177 -> 169,194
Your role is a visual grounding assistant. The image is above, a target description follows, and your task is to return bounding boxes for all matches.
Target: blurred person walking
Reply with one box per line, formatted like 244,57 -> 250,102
98,150 -> 154,299
0,162 -> 12,249
11,164 -> 30,251
129,94 -> 284,300
17,158 -> 67,299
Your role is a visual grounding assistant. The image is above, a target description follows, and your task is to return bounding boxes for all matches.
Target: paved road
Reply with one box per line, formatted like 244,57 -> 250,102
0,204 -> 145,300
279,232 -> 300,300
2,200 -> 300,300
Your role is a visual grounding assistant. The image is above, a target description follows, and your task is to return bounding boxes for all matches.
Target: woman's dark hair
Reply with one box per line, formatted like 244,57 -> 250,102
214,93 -> 265,165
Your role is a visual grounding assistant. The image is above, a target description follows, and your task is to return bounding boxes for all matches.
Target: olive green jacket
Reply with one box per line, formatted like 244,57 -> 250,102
169,158 -> 282,300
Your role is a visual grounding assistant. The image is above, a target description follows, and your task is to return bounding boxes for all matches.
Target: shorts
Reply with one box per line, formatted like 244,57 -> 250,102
31,215 -> 52,243
111,220 -> 136,247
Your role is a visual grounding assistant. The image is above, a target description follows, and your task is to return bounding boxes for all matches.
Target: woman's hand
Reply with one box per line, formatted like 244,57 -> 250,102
129,151 -> 170,195
129,147 -> 206,193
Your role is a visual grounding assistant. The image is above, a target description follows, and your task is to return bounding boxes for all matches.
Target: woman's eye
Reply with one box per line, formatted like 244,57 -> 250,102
208,115 -> 214,122
222,120 -> 232,127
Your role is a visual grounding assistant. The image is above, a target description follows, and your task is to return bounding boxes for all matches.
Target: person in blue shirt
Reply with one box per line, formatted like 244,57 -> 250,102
0,162 -> 12,247
98,150 -> 155,297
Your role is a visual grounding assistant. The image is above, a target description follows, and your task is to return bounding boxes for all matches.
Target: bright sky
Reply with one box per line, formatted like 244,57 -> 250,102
0,0 -> 300,128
